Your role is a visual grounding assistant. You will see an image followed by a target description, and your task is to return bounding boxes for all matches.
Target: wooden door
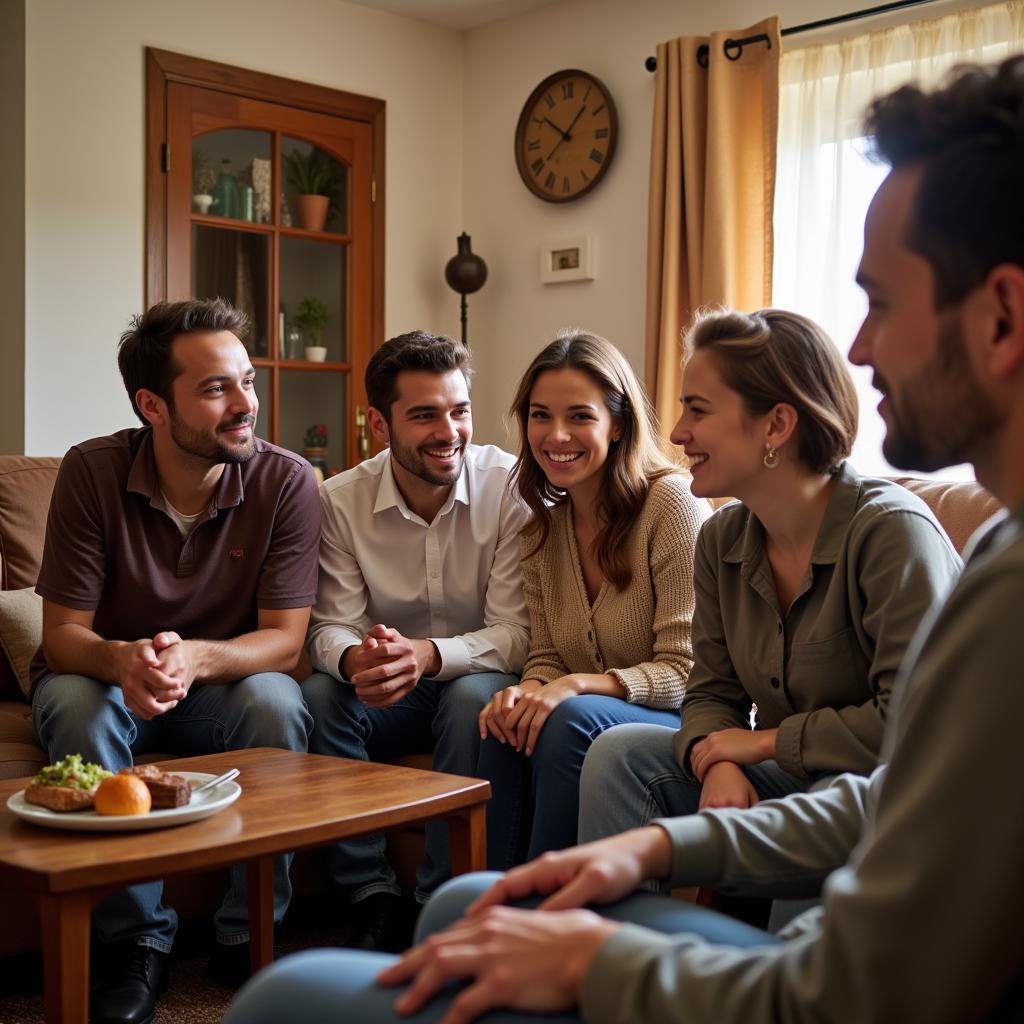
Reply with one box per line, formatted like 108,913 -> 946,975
147,50 -> 384,472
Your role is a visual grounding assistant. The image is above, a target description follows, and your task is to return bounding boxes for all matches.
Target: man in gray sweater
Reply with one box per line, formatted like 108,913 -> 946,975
225,56 -> 1024,1024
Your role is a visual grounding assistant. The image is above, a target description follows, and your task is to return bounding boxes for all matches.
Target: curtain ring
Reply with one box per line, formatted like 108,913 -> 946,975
723,38 -> 743,61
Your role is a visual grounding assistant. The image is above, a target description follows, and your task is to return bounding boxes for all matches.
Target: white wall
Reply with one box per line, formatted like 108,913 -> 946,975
460,0 -> 986,447
23,0 -> 464,455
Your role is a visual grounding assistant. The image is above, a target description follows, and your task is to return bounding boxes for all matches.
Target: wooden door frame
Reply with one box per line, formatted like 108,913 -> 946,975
145,46 -> 385,355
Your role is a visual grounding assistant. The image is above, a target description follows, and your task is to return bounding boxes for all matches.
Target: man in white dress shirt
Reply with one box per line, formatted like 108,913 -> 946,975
304,330 -> 530,951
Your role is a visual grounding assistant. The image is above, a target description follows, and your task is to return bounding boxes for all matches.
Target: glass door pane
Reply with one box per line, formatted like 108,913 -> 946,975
192,129 -> 273,224
281,135 -> 349,234
191,225 -> 271,357
280,236 -> 348,363
253,368 -> 272,440
280,370 -> 349,475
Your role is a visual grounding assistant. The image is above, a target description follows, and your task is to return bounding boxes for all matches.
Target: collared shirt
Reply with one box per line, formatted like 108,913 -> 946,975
308,444 -> 530,681
675,462 -> 962,780
31,427 -> 321,689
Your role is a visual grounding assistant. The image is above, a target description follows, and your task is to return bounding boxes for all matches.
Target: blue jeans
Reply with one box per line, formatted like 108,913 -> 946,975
302,671 -> 513,902
478,696 -> 680,870
577,724 -> 813,845
223,872 -> 778,1024
31,672 -> 312,951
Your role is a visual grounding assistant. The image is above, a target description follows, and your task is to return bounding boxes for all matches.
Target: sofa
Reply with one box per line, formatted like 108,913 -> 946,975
0,454 -> 1004,958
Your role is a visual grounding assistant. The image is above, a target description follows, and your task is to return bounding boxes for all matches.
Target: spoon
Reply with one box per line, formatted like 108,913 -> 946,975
192,768 -> 240,794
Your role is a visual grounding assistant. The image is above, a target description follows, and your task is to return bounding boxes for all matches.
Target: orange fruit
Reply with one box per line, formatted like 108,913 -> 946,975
94,774 -> 152,816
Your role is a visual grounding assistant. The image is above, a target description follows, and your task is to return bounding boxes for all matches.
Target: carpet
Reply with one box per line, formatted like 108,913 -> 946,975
0,902 -> 343,1024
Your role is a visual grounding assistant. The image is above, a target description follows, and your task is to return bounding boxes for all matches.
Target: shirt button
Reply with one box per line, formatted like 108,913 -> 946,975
770,677 -> 780,689
430,570 -> 439,580
777,622 -> 783,634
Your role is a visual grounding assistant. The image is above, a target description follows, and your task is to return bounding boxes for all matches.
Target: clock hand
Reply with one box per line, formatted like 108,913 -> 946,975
563,104 -> 587,137
546,105 -> 587,162
544,116 -> 570,140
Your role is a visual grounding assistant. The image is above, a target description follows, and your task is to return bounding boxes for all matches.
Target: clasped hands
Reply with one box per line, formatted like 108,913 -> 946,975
376,827 -> 672,1024
116,631 -> 197,720
342,624 -> 441,708
478,674 -> 586,756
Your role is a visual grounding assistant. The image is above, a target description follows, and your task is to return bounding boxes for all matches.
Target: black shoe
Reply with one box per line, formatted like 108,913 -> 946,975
344,892 -> 419,953
91,944 -> 169,1024
208,939 -> 284,989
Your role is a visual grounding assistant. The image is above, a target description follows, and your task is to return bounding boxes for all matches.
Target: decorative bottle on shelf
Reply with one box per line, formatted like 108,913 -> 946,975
211,160 -> 241,220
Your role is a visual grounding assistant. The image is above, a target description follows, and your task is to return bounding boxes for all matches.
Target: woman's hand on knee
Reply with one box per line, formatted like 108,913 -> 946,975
478,679 -> 543,743
504,677 -> 578,755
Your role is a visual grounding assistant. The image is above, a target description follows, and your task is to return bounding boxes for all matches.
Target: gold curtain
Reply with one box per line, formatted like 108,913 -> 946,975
645,18 -> 781,433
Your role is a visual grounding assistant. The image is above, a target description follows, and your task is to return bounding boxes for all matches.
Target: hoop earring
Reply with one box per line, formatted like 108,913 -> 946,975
763,444 -> 779,469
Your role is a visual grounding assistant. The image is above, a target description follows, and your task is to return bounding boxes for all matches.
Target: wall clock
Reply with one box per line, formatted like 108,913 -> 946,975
514,69 -> 618,203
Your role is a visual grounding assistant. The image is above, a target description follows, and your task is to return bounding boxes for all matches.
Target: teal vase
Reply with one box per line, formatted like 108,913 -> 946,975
211,161 -> 241,220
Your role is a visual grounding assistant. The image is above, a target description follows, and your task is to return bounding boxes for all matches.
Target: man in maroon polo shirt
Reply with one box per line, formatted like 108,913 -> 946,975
29,298 -> 320,1024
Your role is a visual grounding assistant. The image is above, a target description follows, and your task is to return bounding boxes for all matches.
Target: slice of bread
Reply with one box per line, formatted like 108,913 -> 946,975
24,782 -> 98,812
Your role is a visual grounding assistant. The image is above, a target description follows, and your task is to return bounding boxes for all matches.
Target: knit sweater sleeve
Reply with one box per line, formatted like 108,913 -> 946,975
608,476 -> 708,708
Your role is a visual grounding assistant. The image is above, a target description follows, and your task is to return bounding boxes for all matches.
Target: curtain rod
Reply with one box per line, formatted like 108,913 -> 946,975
644,0 -> 938,70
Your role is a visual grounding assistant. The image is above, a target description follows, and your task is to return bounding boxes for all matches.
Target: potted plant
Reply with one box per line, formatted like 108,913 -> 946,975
191,147 -> 216,215
283,147 -> 342,232
295,297 -> 329,361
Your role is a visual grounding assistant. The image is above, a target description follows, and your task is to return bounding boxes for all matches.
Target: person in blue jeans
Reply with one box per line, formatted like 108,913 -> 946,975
579,308 -> 960,855
304,331 -> 530,951
30,298 -> 320,1023
476,330 -> 709,869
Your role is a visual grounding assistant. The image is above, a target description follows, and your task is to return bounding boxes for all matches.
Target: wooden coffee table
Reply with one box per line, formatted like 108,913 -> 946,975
0,748 -> 489,1024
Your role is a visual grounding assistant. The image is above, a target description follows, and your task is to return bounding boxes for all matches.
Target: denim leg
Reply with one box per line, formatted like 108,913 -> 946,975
416,671 -> 514,899
31,674 -> 177,951
526,698 -> 681,862
223,873 -> 776,1024
578,725 -> 812,844
304,672 -> 436,902
158,673 -> 312,943
578,724 -> 693,843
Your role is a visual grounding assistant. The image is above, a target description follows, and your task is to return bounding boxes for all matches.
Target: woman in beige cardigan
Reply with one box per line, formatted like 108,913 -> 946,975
477,329 -> 710,869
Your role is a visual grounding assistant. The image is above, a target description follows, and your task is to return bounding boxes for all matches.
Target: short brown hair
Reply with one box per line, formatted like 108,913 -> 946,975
509,329 -> 678,590
684,308 -> 857,475
365,331 -> 473,423
865,56 -> 1024,309
117,298 -> 250,423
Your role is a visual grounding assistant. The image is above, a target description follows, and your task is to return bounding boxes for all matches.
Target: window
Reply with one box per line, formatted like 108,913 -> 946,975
772,1 -> 1024,480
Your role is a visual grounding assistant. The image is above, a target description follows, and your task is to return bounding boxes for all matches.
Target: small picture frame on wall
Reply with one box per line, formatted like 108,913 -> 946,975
540,236 -> 595,284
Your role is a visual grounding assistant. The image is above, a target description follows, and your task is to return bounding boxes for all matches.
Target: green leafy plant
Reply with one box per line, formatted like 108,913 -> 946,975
295,297 -> 329,346
303,423 -> 328,449
284,148 -> 342,211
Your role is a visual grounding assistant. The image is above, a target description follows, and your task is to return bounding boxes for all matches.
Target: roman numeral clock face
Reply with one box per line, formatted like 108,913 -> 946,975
514,70 -> 618,203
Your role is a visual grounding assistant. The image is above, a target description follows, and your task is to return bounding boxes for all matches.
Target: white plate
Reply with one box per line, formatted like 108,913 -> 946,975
6,772 -> 242,832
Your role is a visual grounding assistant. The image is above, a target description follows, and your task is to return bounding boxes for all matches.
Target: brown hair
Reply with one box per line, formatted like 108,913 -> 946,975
865,56 -> 1024,309
509,329 -> 678,590
117,298 -> 250,423
684,308 -> 857,474
365,331 -> 473,423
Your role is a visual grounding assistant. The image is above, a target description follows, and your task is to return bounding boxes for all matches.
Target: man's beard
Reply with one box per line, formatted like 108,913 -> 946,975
879,314 -> 1001,473
390,434 -> 465,487
169,410 -> 258,465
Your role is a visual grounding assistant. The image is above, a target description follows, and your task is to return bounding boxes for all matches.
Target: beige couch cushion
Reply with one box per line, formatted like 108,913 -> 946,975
0,456 -> 61,590
893,476 -> 1003,554
0,588 -> 42,695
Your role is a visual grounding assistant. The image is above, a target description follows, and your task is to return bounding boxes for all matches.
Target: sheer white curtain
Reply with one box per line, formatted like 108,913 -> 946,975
773,1 -> 1024,478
